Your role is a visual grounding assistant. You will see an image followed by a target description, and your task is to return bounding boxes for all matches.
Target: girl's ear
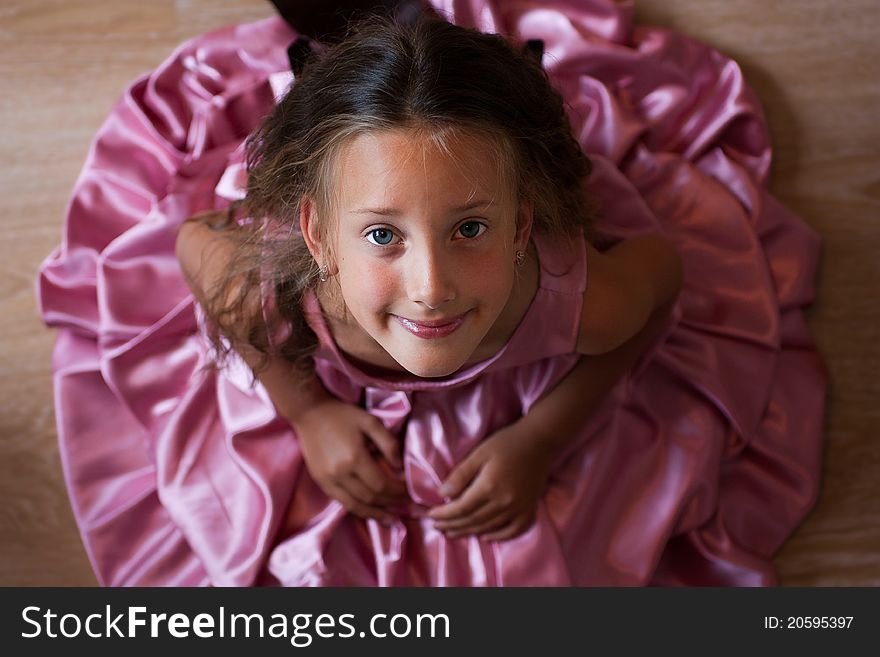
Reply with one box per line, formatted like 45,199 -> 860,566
299,196 -> 319,256
514,197 -> 534,251
299,196 -> 333,271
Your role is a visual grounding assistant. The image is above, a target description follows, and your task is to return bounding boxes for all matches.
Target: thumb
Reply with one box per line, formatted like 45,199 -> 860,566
361,414 -> 402,469
439,453 -> 482,499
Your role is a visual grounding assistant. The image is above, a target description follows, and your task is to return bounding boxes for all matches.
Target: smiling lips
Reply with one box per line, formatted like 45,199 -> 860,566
394,313 -> 468,339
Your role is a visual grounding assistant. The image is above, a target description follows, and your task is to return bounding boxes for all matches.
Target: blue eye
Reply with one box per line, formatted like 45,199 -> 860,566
367,228 -> 396,246
458,221 -> 486,239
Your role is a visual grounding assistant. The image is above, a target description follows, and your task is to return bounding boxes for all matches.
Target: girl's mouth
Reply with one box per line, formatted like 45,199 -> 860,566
394,313 -> 468,339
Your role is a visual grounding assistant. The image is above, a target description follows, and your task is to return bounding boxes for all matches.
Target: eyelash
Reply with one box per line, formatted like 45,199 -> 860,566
364,221 -> 488,247
365,227 -> 399,246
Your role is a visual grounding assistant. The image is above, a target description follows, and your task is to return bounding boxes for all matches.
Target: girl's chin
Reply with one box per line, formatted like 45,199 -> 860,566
390,350 -> 471,379
374,321 -> 480,378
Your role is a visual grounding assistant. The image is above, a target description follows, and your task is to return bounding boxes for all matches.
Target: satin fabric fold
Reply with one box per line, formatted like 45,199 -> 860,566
36,0 -> 826,586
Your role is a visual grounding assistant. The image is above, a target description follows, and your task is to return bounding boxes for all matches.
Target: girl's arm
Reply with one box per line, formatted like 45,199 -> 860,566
175,217 -> 328,418
524,234 -> 683,458
175,216 -> 408,520
517,295 -> 678,462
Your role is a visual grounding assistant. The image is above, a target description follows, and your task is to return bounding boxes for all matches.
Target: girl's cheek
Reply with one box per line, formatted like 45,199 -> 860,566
468,249 -> 514,291
342,257 -> 399,301
366,262 -> 399,295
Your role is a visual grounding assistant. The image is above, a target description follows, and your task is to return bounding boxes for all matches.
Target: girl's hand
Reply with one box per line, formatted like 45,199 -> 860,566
291,398 -> 409,523
427,422 -> 554,541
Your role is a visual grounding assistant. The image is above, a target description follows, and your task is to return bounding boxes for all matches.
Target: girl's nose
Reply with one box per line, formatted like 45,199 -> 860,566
407,246 -> 456,310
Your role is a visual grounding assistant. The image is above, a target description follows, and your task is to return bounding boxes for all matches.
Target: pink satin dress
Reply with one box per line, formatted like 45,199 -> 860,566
36,0 -> 827,586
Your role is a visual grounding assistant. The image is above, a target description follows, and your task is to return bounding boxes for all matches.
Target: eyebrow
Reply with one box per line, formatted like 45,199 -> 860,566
351,200 -> 493,216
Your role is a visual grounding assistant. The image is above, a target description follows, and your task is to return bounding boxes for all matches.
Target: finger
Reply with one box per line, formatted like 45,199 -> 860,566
340,473 -> 393,507
481,526 -> 523,542
352,451 -> 408,499
361,415 -> 402,468
446,511 -> 510,539
347,471 -> 406,507
428,478 -> 491,521
376,452 -> 409,489
436,454 -> 482,500
329,484 -> 395,524
432,500 -> 498,531
482,514 -> 535,542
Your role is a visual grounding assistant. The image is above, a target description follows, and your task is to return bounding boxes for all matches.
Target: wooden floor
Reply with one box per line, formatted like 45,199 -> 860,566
1,0 -> 877,586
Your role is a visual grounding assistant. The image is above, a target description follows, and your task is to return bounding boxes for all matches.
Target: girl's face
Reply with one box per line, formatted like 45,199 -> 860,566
311,128 -> 530,378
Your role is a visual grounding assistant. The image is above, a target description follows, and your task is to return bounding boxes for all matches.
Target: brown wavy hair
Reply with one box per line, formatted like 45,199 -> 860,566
195,13 -> 596,378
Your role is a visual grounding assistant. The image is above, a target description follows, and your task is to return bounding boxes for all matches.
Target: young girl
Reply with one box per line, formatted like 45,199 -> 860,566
178,13 -> 683,540
38,1 -> 826,586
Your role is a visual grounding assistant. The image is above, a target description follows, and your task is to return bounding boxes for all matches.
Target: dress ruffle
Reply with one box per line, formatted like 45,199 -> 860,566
37,0 -> 826,586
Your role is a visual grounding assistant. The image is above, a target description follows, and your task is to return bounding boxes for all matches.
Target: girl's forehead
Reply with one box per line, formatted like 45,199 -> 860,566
335,128 -> 512,204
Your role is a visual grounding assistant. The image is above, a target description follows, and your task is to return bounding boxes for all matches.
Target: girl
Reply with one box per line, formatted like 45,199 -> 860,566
38,1 -> 826,586
177,15 -> 683,543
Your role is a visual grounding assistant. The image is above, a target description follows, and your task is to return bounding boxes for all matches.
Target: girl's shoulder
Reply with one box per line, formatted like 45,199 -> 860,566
576,234 -> 680,355
531,229 -> 588,297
